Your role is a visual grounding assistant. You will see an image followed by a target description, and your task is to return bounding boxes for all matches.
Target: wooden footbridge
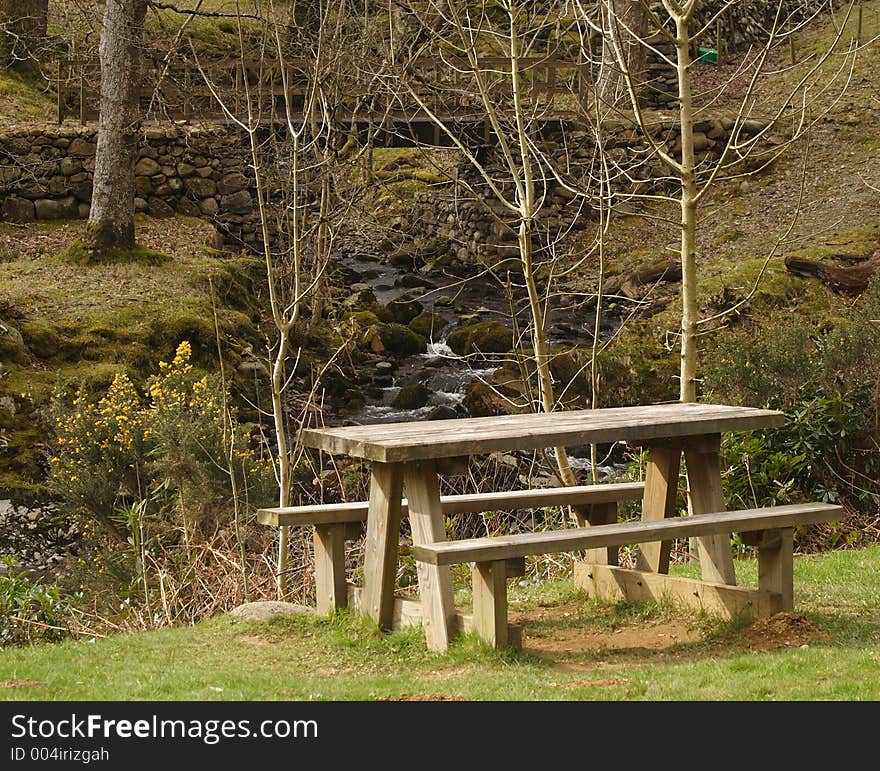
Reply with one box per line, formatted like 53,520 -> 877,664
55,55 -> 588,147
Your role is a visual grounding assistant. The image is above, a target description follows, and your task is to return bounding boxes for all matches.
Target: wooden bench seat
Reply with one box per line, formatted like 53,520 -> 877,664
256,481 -> 645,613
256,481 -> 646,526
412,502 -> 843,648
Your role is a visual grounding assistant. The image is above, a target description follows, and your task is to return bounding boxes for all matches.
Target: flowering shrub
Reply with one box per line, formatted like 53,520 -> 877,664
48,341 -> 273,545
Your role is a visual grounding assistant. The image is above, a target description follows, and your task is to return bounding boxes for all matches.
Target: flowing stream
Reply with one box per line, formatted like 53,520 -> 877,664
332,251 -> 622,474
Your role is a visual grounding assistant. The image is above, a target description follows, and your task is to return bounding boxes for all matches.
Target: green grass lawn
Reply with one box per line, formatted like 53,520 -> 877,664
2,545 -> 879,701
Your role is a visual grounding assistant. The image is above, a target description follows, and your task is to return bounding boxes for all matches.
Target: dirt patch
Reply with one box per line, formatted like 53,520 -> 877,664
513,602 -> 703,661
740,612 -> 828,651
421,665 -> 470,680
0,679 -> 46,689
236,634 -> 271,647
515,603 -> 829,669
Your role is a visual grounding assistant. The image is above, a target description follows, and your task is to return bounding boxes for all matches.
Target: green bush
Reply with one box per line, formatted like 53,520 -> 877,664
702,286 -> 880,540
0,559 -> 76,646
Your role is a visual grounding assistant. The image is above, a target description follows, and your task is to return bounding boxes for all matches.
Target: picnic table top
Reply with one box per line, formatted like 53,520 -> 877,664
299,402 -> 784,463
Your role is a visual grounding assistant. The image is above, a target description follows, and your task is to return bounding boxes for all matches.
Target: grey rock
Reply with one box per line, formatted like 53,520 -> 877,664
134,157 -> 162,176
68,138 -> 96,157
218,172 -> 249,195
199,197 -> 220,215
147,197 -> 175,218
185,177 -> 217,198
34,199 -> 60,219
1,197 -> 35,222
220,189 -> 252,214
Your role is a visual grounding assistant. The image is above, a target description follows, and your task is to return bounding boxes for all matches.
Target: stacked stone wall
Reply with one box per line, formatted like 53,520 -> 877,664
0,124 -> 259,247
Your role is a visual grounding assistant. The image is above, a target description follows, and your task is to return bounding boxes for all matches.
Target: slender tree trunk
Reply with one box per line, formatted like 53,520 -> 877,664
86,0 -> 147,255
508,4 -> 577,488
518,220 -> 577,487
272,327 -> 292,598
309,172 -> 332,327
675,15 -> 698,404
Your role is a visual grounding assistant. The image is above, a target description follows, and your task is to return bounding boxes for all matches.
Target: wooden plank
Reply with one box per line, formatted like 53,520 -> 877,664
573,563 -> 783,619
472,560 -> 509,648
412,503 -> 842,565
313,524 -> 347,615
256,481 -> 646,526
684,434 -> 736,585
403,460 -> 457,653
758,527 -> 794,611
361,462 -> 404,630
348,585 -> 520,649
299,403 -> 784,462
347,585 -> 473,634
636,443 -> 681,573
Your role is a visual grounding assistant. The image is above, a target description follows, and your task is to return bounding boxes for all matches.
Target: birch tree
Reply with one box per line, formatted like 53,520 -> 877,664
575,0 -> 858,402
389,0 -> 596,487
199,0 -> 389,595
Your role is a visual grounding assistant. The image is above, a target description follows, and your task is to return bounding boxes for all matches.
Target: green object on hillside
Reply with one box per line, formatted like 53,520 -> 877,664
698,47 -> 718,63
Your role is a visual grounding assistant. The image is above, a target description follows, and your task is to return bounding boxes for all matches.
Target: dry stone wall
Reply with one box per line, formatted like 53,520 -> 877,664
0,124 -> 260,248
410,114 -> 774,264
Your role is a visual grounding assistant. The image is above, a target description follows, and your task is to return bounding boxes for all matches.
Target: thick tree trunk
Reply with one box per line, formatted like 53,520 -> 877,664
597,0 -> 648,110
86,0 -> 147,256
0,0 -> 48,71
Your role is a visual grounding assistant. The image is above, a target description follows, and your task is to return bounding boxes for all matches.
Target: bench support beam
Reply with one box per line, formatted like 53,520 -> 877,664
684,434 -> 737,585
574,502 -> 619,566
757,527 -> 794,611
473,560 -> 509,648
574,563 -> 784,619
314,524 -> 348,615
637,443 -> 681,573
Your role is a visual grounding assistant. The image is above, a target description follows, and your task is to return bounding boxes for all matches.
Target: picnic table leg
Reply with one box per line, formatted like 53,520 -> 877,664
636,441 -> 681,573
573,502 -> 619,566
403,459 -> 456,653
361,461 -> 404,629
684,434 -> 737,585
314,523 -> 348,614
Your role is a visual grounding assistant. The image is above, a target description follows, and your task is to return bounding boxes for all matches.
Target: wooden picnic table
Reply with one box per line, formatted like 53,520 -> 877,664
299,402 -> 785,651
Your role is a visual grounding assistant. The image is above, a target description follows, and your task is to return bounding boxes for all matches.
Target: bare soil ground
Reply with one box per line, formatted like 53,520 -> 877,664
514,603 -> 827,667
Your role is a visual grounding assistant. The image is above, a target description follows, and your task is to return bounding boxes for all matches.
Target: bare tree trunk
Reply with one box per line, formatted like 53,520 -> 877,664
309,166 -> 332,327
86,0 -> 147,256
272,327 -> 292,597
597,0 -> 647,109
675,14 -> 698,404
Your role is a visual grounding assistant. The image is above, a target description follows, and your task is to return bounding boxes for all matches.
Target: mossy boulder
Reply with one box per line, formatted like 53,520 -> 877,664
19,320 -> 77,361
393,383 -> 430,410
410,311 -> 445,340
0,321 -> 28,365
549,349 -> 592,405
463,377 -> 527,417
447,320 -> 513,355
384,294 -> 423,324
344,310 -> 382,329
379,323 -> 426,356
